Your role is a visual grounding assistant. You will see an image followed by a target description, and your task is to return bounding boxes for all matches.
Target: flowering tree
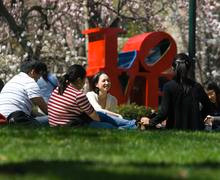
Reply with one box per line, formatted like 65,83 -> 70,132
0,0 -> 219,85
167,0 -> 220,85
0,0 -> 168,80
197,0 -> 220,85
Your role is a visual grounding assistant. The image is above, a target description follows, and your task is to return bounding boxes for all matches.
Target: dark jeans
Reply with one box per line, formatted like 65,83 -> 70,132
73,113 -> 116,129
7,111 -> 48,126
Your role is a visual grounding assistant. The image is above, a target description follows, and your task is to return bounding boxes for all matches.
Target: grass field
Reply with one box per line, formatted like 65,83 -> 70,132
0,126 -> 220,179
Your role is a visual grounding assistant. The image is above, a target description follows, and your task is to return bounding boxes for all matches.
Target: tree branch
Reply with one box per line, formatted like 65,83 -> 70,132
21,5 -> 50,30
0,0 -> 33,56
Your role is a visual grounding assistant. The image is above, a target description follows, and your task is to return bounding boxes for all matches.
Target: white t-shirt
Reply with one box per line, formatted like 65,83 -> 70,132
0,72 -> 42,117
86,91 -> 118,113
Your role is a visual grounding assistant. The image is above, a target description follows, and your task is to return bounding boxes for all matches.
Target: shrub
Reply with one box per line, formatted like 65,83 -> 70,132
116,103 -> 155,120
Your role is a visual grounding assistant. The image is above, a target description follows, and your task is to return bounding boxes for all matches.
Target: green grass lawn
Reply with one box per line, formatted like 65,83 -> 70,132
0,126 -> 220,180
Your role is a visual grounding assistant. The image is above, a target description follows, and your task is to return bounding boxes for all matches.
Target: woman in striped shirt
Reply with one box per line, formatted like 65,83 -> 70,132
48,64 -> 115,128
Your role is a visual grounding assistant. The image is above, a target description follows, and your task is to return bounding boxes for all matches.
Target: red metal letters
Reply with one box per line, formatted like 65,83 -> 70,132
82,28 -> 177,109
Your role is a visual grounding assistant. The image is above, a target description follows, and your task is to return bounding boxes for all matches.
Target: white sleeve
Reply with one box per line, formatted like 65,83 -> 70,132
86,91 -> 102,111
26,79 -> 42,99
86,92 -> 106,112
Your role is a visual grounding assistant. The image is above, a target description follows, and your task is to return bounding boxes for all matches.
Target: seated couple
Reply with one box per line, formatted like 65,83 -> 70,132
48,65 -> 144,129
0,58 -> 48,126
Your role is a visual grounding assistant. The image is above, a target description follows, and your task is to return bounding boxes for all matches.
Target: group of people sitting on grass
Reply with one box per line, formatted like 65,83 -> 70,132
0,53 -> 219,130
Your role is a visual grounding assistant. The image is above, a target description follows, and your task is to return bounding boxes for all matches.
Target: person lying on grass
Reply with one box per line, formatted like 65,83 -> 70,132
139,53 -> 212,130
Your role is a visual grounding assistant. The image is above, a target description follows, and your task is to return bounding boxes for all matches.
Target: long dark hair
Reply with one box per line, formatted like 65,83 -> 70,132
172,53 -> 193,94
91,71 -> 106,94
58,64 -> 86,95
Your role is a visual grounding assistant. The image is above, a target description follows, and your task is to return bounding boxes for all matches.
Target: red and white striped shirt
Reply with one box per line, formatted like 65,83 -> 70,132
48,84 -> 94,127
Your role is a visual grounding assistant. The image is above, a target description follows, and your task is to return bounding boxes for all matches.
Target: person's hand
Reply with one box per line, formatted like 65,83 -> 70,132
204,115 -> 214,126
156,123 -> 162,129
138,117 -> 150,130
140,117 -> 150,125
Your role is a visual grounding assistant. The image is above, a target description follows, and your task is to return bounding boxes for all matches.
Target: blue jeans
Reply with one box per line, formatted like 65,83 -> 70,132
35,115 -> 49,126
96,111 -> 137,129
89,121 -> 117,129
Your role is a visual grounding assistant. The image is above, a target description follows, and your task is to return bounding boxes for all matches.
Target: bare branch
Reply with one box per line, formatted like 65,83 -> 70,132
0,0 -> 33,56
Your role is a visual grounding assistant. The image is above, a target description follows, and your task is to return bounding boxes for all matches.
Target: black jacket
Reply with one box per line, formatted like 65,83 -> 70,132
150,79 -> 212,130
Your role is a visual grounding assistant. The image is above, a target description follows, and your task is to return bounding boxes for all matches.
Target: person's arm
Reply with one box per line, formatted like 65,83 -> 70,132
104,110 -> 123,118
48,73 -> 59,88
87,92 -> 122,118
214,116 -> 220,121
88,110 -> 100,121
31,97 -> 48,115
204,115 -> 220,125
149,83 -> 170,126
77,92 -> 100,121
86,92 -> 104,111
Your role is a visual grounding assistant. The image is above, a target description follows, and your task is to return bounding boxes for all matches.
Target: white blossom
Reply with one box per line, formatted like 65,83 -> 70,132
27,41 -> 31,47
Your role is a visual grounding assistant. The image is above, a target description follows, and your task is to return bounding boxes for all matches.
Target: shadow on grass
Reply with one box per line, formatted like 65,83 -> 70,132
0,160 -> 169,180
1,160 -> 220,180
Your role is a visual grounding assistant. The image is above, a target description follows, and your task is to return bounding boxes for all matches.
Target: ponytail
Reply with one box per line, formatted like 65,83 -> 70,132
172,53 -> 193,94
58,64 -> 86,95
58,74 -> 69,95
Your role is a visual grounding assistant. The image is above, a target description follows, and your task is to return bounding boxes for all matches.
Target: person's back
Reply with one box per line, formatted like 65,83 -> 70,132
0,58 -> 48,124
163,79 -> 210,130
146,53 -> 212,130
37,73 -> 58,103
48,64 -> 100,127
48,84 -> 94,126
0,72 -> 41,117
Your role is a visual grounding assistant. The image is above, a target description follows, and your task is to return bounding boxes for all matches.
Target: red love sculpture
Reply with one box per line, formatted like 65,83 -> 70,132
82,28 -> 177,109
